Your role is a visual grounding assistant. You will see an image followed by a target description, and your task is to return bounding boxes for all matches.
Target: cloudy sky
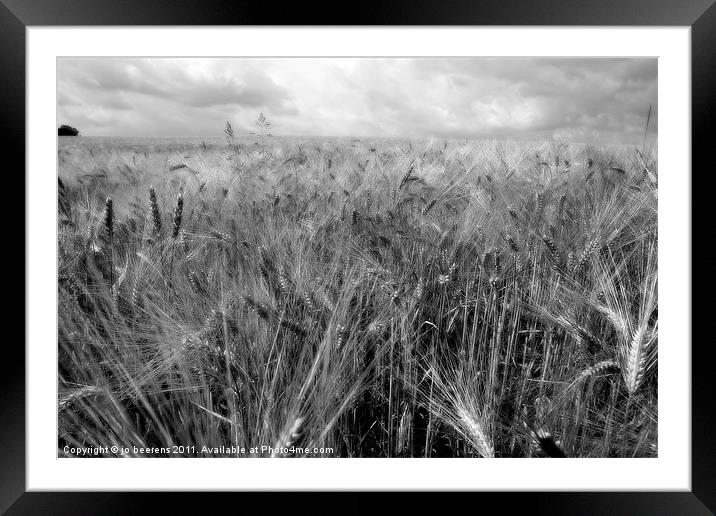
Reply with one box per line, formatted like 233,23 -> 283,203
58,58 -> 657,143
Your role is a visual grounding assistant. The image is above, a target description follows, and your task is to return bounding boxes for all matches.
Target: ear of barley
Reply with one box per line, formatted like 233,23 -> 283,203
335,325 -> 347,349
300,289 -> 315,312
567,250 -> 576,271
422,197 -> 437,215
58,386 -> 107,413
149,186 -> 163,236
455,405 -> 494,458
541,234 -> 560,262
536,192 -> 544,216
171,192 -> 183,238
277,265 -> 291,297
593,303 -> 629,341
622,323 -> 655,395
577,359 -> 619,384
102,197 -> 114,242
558,193 -> 567,221
577,237 -> 600,271
102,197 -> 114,289
558,358 -> 620,400
398,163 -> 414,190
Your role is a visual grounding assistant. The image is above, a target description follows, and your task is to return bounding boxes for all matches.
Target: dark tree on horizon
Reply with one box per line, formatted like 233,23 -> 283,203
58,124 -> 80,136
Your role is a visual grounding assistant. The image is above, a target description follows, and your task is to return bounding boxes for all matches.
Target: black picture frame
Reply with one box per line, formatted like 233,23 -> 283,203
6,0 -> 712,513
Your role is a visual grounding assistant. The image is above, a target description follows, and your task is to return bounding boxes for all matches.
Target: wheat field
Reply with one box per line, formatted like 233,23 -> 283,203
57,130 -> 657,458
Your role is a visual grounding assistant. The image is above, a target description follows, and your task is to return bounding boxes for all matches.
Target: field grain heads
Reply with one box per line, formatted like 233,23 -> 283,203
57,136 -> 657,458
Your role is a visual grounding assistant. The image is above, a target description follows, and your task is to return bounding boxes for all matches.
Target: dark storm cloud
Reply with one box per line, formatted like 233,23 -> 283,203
58,57 -> 656,142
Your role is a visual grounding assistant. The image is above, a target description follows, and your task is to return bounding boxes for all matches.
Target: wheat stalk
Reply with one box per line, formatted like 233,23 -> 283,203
148,186 -> 163,237
622,321 -> 657,394
171,192 -> 183,239
102,197 -> 114,288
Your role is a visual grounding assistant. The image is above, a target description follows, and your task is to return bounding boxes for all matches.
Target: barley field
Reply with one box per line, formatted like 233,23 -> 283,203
57,130 -> 658,458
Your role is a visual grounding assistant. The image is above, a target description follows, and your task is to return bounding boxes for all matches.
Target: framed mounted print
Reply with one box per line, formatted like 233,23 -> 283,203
6,0 -> 712,512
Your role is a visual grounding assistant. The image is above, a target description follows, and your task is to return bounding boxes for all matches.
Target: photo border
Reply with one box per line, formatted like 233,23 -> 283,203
7,0 -> 712,512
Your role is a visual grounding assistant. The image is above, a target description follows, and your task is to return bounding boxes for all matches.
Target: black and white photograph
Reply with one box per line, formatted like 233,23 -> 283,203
56,56 -> 659,459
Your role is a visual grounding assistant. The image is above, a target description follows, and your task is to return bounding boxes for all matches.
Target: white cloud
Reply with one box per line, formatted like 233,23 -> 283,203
58,57 -> 656,143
